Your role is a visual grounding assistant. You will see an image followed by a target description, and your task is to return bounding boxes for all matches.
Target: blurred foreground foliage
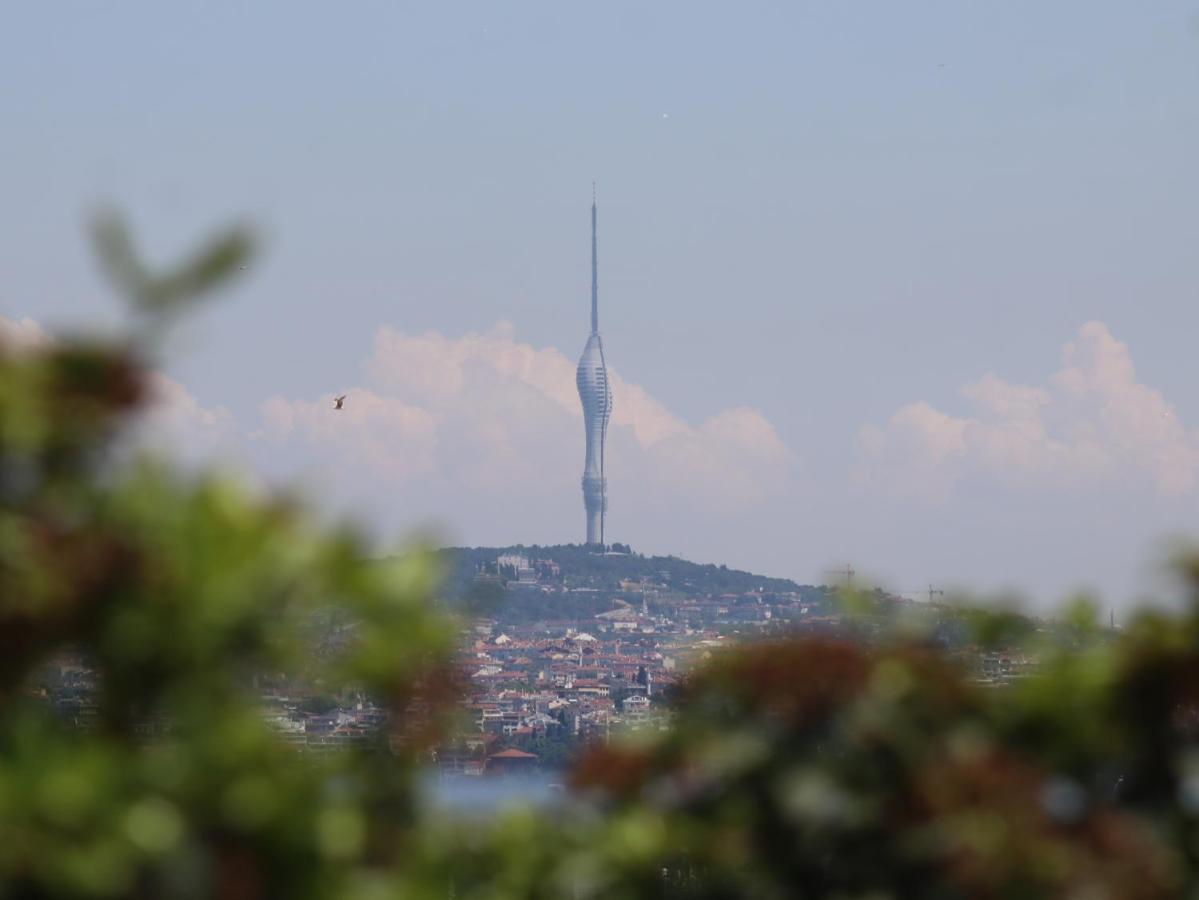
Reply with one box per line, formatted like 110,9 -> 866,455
0,219 -> 455,899
5,219 -> 1199,898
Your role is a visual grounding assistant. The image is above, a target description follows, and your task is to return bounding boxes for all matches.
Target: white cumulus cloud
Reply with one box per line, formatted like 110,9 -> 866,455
0,315 -> 52,351
257,322 -> 798,534
132,373 -> 238,465
259,389 -> 439,481
0,315 -> 238,466
856,321 -> 1199,498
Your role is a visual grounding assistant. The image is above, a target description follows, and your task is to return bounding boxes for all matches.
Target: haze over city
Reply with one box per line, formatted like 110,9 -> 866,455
5,2 -> 1199,609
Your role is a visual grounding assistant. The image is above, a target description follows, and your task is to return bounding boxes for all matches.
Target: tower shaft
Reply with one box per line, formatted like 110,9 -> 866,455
591,200 -> 598,334
577,192 -> 611,547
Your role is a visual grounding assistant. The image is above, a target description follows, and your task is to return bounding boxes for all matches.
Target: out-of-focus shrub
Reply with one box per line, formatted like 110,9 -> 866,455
552,592 -> 1199,899
0,218 -> 454,899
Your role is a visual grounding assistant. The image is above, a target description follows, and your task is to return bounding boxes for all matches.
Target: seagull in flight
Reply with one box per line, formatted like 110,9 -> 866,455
333,394 -> 346,411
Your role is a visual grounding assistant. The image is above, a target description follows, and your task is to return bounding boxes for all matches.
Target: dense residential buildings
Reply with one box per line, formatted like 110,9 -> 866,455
421,544 -> 1075,778
32,542 -> 1071,783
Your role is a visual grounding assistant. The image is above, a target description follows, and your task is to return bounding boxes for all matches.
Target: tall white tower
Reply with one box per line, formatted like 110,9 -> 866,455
576,189 -> 612,546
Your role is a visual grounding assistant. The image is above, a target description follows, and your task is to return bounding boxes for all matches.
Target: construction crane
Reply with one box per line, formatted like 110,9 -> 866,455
894,585 -> 945,603
824,564 -> 856,589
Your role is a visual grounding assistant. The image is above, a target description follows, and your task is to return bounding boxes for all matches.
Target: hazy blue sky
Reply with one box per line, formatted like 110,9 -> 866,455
4,2 -> 1199,609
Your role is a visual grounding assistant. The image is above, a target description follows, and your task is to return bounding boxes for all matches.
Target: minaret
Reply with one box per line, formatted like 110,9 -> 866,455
576,187 -> 612,547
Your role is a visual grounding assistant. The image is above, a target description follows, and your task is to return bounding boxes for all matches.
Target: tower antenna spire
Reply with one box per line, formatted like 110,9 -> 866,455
590,184 -> 598,334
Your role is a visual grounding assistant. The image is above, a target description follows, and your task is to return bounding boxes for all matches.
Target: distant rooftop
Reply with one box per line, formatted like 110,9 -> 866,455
489,748 -> 538,759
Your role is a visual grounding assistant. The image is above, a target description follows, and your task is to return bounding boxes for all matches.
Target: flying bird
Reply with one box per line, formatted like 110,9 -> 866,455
333,395 -> 346,410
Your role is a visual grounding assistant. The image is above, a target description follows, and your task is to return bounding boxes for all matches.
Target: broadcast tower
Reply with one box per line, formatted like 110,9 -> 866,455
576,189 -> 612,547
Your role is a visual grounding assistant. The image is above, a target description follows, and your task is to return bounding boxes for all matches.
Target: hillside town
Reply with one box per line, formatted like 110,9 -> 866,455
428,546 -> 1052,778
33,545 -> 1063,778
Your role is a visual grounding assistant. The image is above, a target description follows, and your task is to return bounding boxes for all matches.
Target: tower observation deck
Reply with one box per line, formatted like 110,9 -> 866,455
576,191 -> 612,546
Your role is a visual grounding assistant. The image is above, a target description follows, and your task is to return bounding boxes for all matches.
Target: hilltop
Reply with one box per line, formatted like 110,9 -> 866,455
433,544 -> 829,625
437,544 -> 805,592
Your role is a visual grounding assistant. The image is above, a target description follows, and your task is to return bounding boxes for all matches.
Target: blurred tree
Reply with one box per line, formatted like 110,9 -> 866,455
0,216 -> 455,898
557,586 -> 1199,898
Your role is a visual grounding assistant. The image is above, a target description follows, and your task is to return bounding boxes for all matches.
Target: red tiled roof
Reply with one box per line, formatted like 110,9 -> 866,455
489,748 -> 538,759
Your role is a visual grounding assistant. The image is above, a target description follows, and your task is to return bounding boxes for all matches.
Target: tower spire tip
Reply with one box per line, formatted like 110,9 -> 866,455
590,186 -> 598,333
